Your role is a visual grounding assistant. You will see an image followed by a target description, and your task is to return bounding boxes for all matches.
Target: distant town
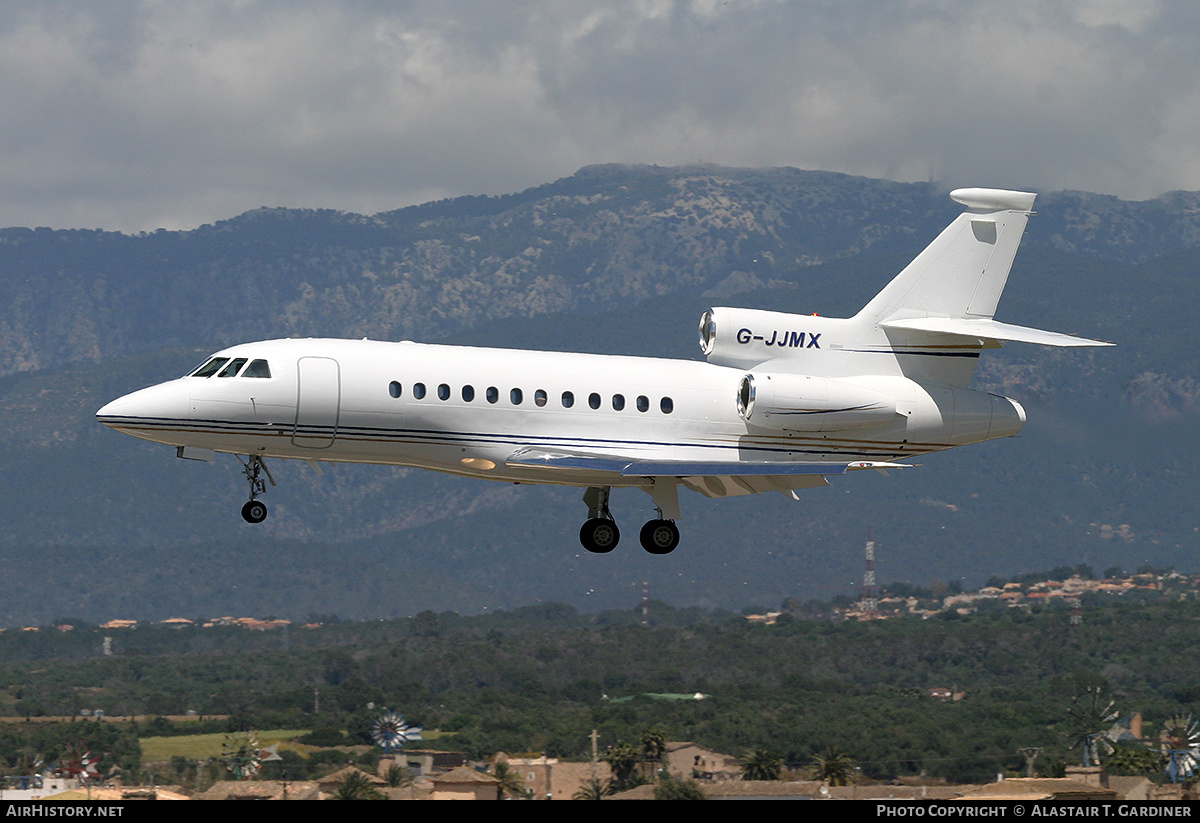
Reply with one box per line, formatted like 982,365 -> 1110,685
5,566 -> 1191,637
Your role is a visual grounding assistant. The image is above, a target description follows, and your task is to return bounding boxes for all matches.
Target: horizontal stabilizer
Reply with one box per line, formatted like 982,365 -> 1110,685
879,317 -> 1112,348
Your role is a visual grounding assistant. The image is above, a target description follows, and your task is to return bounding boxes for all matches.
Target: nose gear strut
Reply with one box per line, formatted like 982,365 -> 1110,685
237,454 -> 275,523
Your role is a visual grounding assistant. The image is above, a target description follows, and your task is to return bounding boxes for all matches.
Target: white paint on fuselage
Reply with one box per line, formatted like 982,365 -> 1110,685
97,335 -> 1022,492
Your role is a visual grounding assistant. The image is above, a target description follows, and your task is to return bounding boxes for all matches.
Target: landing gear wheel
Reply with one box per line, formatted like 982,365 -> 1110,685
241,499 -> 268,524
580,518 -> 620,553
640,519 -> 679,554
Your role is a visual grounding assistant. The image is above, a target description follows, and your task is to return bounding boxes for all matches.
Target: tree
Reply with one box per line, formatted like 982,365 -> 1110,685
492,760 -> 531,799
331,769 -> 385,800
808,747 -> 857,786
382,763 -> 415,788
739,747 -> 782,781
573,778 -> 612,800
641,726 -> 667,769
654,773 -> 706,800
604,741 -> 641,791
1106,742 -> 1161,776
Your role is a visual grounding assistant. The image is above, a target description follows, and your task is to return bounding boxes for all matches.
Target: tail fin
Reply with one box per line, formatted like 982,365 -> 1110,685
857,188 -> 1036,324
859,188 -> 1112,349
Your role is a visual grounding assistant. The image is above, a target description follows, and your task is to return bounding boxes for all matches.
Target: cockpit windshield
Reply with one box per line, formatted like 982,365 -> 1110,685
190,357 -> 229,378
189,356 -> 272,378
217,358 -> 249,377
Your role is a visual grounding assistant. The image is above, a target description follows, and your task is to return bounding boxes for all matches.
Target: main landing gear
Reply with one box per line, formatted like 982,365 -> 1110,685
580,487 -> 619,552
579,485 -> 681,555
237,454 -> 275,524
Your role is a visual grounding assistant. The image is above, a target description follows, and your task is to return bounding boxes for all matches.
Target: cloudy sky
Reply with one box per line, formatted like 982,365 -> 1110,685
0,0 -> 1196,232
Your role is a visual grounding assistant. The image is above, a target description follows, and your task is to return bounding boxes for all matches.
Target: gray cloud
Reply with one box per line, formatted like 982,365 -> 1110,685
0,0 -> 1196,231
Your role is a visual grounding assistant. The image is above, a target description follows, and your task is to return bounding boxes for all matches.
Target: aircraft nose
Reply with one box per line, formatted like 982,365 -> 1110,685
96,380 -> 191,433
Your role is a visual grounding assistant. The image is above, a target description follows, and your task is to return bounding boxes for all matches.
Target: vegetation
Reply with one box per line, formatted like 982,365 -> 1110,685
0,594 -> 1196,786
808,747 -> 858,786
654,773 -> 706,800
330,769 -> 385,801
603,741 -> 643,792
739,747 -> 783,781
492,760 -> 530,799
573,777 -> 612,800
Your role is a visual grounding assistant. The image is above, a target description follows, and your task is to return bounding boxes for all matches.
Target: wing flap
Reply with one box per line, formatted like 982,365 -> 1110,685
505,447 -> 852,477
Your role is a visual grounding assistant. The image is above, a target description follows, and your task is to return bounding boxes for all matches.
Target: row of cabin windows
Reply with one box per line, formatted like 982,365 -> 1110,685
387,381 -> 674,414
190,357 -> 272,379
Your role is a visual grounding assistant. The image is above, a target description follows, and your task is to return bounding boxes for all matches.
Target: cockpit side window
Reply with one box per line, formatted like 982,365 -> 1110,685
190,357 -> 229,378
217,358 -> 248,377
242,359 -> 272,378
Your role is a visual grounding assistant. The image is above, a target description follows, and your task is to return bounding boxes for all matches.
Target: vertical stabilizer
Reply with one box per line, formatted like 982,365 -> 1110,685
856,188 -> 1036,325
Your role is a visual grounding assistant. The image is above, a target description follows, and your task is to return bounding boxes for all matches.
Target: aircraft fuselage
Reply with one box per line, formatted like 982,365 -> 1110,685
97,336 -> 1019,490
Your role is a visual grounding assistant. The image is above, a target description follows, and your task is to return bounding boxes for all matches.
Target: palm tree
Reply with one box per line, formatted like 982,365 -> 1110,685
573,777 -> 612,800
739,747 -> 782,781
381,763 -> 415,788
492,760 -> 531,799
331,769 -> 385,800
808,747 -> 857,786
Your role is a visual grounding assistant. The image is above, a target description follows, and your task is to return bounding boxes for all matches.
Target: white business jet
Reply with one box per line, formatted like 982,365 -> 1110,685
97,188 -> 1109,554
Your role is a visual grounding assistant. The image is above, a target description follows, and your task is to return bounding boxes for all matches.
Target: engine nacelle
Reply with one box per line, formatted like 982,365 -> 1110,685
699,307 -> 844,368
736,372 -> 897,432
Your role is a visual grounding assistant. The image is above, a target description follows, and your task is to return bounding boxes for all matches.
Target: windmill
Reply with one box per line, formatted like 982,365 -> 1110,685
370,711 -> 423,753
1159,713 -> 1200,783
60,741 -> 100,785
221,731 -> 277,780
1067,686 -> 1119,767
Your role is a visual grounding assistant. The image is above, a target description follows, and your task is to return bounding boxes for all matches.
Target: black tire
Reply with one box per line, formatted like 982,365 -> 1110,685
580,518 -> 619,553
241,500 -> 268,524
639,519 -> 679,554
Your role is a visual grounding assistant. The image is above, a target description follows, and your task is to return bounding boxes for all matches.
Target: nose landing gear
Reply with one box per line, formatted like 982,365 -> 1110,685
241,499 -> 268,524
237,455 -> 275,524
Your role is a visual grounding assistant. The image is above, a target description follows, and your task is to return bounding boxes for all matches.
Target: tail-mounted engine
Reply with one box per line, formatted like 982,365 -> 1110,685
736,372 -> 897,432
699,307 -> 842,369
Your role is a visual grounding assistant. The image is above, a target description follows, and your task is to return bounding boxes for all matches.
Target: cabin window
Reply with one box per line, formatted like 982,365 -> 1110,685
243,359 -> 271,378
561,391 -> 575,408
388,381 -> 402,399
438,383 -> 451,401
190,357 -> 229,378
660,397 -> 674,414
510,388 -> 523,405
534,389 -> 548,407
612,394 -> 625,411
588,393 -> 601,410
636,395 -> 649,412
486,387 -> 499,404
217,358 -> 248,377
462,385 -> 475,402
413,383 -> 427,399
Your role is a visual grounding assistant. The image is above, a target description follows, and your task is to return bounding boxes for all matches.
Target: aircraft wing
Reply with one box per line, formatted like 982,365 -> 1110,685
505,447 -> 909,498
879,316 -> 1113,347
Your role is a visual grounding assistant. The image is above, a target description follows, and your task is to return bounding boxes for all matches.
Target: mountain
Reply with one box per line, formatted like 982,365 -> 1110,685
0,165 -> 1196,624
